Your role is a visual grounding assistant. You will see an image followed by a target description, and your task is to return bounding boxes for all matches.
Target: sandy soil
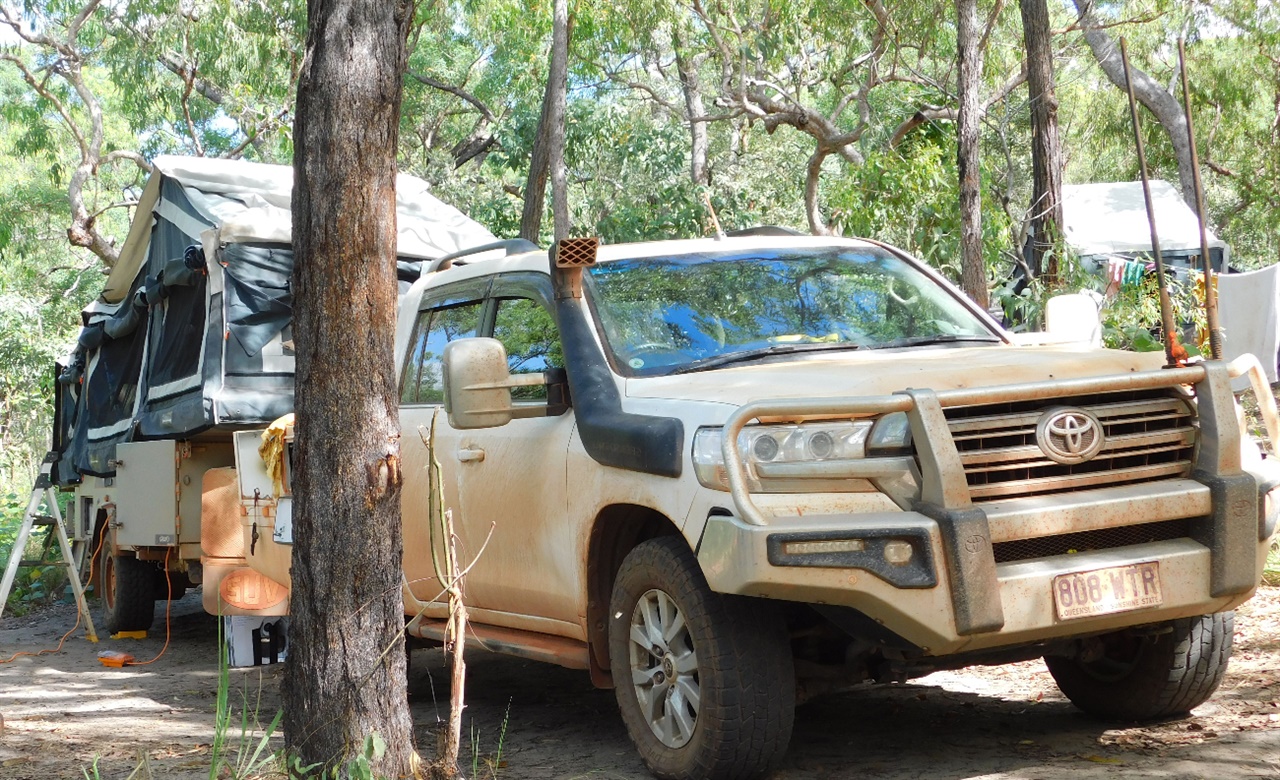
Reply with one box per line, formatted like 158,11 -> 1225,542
1,588 -> 1277,779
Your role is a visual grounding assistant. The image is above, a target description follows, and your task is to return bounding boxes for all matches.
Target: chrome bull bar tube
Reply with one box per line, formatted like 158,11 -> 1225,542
719,360 -> 1274,635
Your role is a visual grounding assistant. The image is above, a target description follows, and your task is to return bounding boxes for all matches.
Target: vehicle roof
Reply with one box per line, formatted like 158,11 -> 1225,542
417,234 -> 889,288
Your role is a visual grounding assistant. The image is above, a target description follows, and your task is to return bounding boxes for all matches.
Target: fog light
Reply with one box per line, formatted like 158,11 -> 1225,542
883,540 -> 914,566
753,435 -> 780,461
784,539 -> 866,555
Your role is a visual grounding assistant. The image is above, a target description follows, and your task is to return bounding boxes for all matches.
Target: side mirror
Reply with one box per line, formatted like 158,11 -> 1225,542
442,338 -> 550,429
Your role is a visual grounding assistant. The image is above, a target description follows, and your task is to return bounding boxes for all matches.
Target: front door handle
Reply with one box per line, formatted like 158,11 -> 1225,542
457,447 -> 486,463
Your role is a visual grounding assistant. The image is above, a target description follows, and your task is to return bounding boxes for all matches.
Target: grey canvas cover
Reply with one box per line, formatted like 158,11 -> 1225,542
55,156 -> 494,482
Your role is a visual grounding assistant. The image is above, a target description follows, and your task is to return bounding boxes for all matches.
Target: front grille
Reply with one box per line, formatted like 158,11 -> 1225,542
992,518 -> 1193,563
945,390 -> 1196,502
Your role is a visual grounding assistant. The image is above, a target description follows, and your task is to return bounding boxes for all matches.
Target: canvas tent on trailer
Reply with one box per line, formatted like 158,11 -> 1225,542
1062,181 -> 1229,276
53,156 -> 495,484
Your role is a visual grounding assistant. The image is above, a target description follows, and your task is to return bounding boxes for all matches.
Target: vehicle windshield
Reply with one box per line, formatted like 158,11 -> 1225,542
585,247 -> 999,375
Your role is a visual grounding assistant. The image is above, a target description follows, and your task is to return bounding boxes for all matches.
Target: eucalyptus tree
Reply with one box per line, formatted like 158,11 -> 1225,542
0,0 -> 303,270
286,0 -> 417,773
1176,0 -> 1280,265
956,0 -> 987,306
1070,0 -> 1199,209
1020,0 -> 1063,284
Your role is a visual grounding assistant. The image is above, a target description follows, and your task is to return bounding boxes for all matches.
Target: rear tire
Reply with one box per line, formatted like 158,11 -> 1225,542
100,546 -> 157,634
153,569 -> 189,601
608,537 -> 795,780
1045,612 -> 1233,721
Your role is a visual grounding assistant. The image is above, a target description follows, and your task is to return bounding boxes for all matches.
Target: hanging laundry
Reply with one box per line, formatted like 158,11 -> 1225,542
1218,265 -> 1280,387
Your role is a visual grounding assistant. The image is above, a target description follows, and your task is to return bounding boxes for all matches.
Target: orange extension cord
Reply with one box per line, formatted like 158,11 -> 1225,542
128,548 -> 173,666
1,529 -> 173,666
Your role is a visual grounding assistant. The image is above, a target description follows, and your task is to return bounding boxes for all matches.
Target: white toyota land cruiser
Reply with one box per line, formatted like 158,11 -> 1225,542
225,231 -> 1280,780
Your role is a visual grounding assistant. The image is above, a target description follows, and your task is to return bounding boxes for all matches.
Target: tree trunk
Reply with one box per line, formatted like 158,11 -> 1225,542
673,29 -> 709,188
1071,0 -> 1197,211
287,0 -> 416,776
805,150 -> 834,236
548,0 -> 571,243
520,85 -> 553,242
956,0 -> 989,308
1020,0 -> 1064,284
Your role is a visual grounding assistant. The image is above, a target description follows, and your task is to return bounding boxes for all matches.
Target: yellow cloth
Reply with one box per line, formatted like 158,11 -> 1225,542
259,413 -> 295,495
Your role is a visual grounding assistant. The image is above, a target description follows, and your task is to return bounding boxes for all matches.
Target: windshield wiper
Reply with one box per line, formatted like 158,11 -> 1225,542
869,334 -> 1003,350
671,342 -> 861,374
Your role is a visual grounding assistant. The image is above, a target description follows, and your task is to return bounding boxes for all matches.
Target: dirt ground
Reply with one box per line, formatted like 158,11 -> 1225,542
1,588 -> 1277,780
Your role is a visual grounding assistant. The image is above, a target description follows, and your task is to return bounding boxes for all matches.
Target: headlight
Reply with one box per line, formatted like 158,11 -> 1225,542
692,421 -> 874,491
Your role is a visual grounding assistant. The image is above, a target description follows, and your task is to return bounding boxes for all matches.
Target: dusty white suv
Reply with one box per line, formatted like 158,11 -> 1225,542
235,231 -> 1280,780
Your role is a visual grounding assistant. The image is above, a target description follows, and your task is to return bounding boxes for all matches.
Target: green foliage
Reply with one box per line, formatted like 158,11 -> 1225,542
3,0 -> 1280,491
1100,271 -> 1207,354
0,491 -> 72,616
825,132 -> 1019,293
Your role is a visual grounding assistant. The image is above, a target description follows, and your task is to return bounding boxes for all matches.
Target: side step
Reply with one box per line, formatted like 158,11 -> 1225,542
406,616 -> 590,671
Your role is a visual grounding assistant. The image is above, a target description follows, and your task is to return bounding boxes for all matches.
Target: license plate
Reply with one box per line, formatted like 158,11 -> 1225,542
1052,561 -> 1163,620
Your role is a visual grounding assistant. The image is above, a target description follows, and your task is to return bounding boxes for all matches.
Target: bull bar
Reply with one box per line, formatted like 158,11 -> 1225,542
718,357 -> 1280,636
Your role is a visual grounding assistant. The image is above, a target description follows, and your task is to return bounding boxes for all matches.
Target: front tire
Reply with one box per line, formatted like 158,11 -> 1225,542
608,537 -> 795,780
1045,612 -> 1234,721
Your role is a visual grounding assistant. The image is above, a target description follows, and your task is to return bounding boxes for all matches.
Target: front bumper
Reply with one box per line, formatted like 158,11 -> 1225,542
701,359 -> 1280,656
698,482 -> 1277,655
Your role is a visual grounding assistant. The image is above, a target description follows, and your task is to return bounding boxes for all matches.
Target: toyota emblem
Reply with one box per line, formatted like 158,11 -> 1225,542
1035,407 -> 1105,465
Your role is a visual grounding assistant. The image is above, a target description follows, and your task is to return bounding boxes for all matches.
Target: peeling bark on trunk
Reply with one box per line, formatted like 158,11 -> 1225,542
1071,0 -> 1197,211
957,0 -> 989,308
805,151 -> 834,236
520,85 -> 553,242
548,0 -> 571,243
673,29 -> 709,188
1021,0 -> 1064,283
286,0 -> 417,775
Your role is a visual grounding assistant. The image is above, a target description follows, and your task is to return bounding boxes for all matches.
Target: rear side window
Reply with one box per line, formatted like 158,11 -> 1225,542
400,301 -> 484,404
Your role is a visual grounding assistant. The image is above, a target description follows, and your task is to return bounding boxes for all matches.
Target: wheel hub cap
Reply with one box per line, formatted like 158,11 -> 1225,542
627,588 -> 701,749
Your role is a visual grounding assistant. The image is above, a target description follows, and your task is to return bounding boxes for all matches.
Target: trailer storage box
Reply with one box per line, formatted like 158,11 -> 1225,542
224,615 -> 289,667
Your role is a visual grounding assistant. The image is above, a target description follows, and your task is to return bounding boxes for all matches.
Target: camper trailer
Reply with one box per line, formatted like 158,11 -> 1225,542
1063,180 -> 1229,277
51,156 -> 494,633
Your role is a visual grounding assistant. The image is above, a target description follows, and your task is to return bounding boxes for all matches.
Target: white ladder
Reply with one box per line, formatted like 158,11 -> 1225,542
0,453 -> 98,641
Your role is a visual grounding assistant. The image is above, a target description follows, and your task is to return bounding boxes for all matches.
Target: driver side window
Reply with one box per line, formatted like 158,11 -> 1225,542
492,297 -> 563,403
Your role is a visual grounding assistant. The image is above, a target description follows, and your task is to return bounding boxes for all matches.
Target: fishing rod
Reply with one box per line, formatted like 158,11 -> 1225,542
1178,37 -> 1223,361
1120,37 -> 1179,368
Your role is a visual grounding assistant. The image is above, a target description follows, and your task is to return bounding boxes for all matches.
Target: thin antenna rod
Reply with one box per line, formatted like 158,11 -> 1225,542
1178,37 -> 1223,360
1120,37 -> 1179,368
702,192 -> 726,239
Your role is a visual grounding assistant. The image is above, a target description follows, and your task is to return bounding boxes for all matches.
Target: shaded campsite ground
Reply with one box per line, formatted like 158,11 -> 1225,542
1,588 -> 1277,779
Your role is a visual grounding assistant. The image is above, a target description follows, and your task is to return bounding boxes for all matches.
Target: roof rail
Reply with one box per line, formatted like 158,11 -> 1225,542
427,238 -> 542,272
725,226 -> 806,237
397,260 -> 423,284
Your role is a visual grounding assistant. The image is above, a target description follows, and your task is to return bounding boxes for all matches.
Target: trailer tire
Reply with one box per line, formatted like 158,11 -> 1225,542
100,548 -> 157,634
153,568 -> 188,601
608,537 -> 795,780
1045,612 -> 1233,721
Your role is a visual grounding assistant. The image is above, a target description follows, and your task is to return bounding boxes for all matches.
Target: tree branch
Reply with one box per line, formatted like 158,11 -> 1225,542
407,71 -> 497,124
